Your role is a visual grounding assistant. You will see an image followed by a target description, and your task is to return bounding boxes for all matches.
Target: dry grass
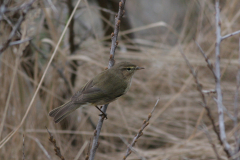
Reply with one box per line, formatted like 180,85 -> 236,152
1,0 -> 240,159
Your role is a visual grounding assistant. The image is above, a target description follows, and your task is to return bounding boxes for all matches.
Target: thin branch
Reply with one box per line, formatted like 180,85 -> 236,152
123,99 -> 159,160
234,37 -> 240,155
200,123 -> 222,160
214,0 -> 232,157
0,0 -> 35,15
179,47 -> 223,152
46,127 -> 65,160
0,0 -> 36,54
194,40 -> 217,80
89,1 -> 127,160
1,13 -> 21,36
221,30 -> 240,41
9,38 -> 32,46
0,14 -> 23,53
119,136 -> 146,160
85,139 -> 92,160
108,0 -> 126,68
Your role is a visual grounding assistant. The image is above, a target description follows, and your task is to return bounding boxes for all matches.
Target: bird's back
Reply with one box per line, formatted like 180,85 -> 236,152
71,68 -> 129,105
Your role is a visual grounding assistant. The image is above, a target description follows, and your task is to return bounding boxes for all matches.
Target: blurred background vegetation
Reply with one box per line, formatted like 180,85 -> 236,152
1,0 -> 240,159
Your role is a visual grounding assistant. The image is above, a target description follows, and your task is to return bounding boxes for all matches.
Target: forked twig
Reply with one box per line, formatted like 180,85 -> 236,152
179,47 -> 225,157
214,0 -> 232,157
123,99 -> 159,160
194,40 -> 217,80
200,123 -> 222,160
0,0 -> 36,54
221,30 -> 240,41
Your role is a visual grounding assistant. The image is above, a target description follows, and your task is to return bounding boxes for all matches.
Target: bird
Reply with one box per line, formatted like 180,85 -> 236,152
49,61 -> 144,123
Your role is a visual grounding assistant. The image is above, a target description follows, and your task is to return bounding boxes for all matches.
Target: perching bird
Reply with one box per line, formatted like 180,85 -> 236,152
49,62 -> 144,123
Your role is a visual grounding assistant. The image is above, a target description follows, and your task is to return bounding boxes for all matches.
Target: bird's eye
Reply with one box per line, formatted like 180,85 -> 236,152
127,68 -> 131,71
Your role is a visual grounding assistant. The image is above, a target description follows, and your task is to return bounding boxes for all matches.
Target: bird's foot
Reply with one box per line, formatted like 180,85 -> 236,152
95,106 -> 108,119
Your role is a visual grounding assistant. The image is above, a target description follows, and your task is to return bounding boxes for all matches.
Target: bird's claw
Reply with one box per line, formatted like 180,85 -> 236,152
95,106 -> 108,120
99,113 -> 108,119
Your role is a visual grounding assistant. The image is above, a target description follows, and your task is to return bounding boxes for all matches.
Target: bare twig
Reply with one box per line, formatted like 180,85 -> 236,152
179,47 -> 223,155
194,40 -> 217,80
123,99 -> 159,160
234,38 -> 240,155
0,0 -> 35,16
8,38 -> 32,46
89,1 -> 127,160
1,13 -> 21,36
85,138 -> 92,160
221,30 -> 240,41
214,0 -> 232,157
0,0 -> 36,54
0,14 -> 23,53
108,0 -> 126,68
200,123 -> 222,160
119,136 -> 146,160
46,127 -> 65,160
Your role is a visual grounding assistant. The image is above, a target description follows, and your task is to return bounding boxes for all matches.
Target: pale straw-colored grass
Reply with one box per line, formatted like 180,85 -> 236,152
1,1 -> 240,159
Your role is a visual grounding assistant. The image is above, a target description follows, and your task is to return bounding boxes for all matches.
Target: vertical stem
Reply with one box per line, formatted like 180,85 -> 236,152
214,0 -> 232,157
89,1 -> 126,160
234,38 -> 240,156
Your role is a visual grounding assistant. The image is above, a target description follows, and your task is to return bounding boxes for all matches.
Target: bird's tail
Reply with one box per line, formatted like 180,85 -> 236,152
49,101 -> 81,123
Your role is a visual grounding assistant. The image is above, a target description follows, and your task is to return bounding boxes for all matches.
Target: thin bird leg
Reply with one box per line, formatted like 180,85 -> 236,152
95,106 -> 108,119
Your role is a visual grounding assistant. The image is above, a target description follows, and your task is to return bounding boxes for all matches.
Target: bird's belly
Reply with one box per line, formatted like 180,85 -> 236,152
81,102 -> 91,108
93,98 -> 116,106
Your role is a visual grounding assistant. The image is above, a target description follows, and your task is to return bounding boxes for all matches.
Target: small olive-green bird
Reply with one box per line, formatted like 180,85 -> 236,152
49,62 -> 144,123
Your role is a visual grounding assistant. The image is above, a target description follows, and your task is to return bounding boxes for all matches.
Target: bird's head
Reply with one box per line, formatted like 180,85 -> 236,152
113,62 -> 144,79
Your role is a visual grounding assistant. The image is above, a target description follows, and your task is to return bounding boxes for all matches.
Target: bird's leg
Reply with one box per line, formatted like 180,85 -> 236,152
95,106 -> 108,119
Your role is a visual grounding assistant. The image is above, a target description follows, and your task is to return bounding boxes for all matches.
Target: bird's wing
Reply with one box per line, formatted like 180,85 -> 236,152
71,79 -> 108,104
71,79 -> 94,100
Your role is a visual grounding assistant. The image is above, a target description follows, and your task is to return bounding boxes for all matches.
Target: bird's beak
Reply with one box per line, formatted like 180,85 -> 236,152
135,66 -> 145,70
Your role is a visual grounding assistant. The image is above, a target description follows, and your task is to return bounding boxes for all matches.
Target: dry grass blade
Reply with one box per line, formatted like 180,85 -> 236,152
74,141 -> 89,160
27,135 -> 51,160
0,0 -> 82,149
2,0 -> 240,159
